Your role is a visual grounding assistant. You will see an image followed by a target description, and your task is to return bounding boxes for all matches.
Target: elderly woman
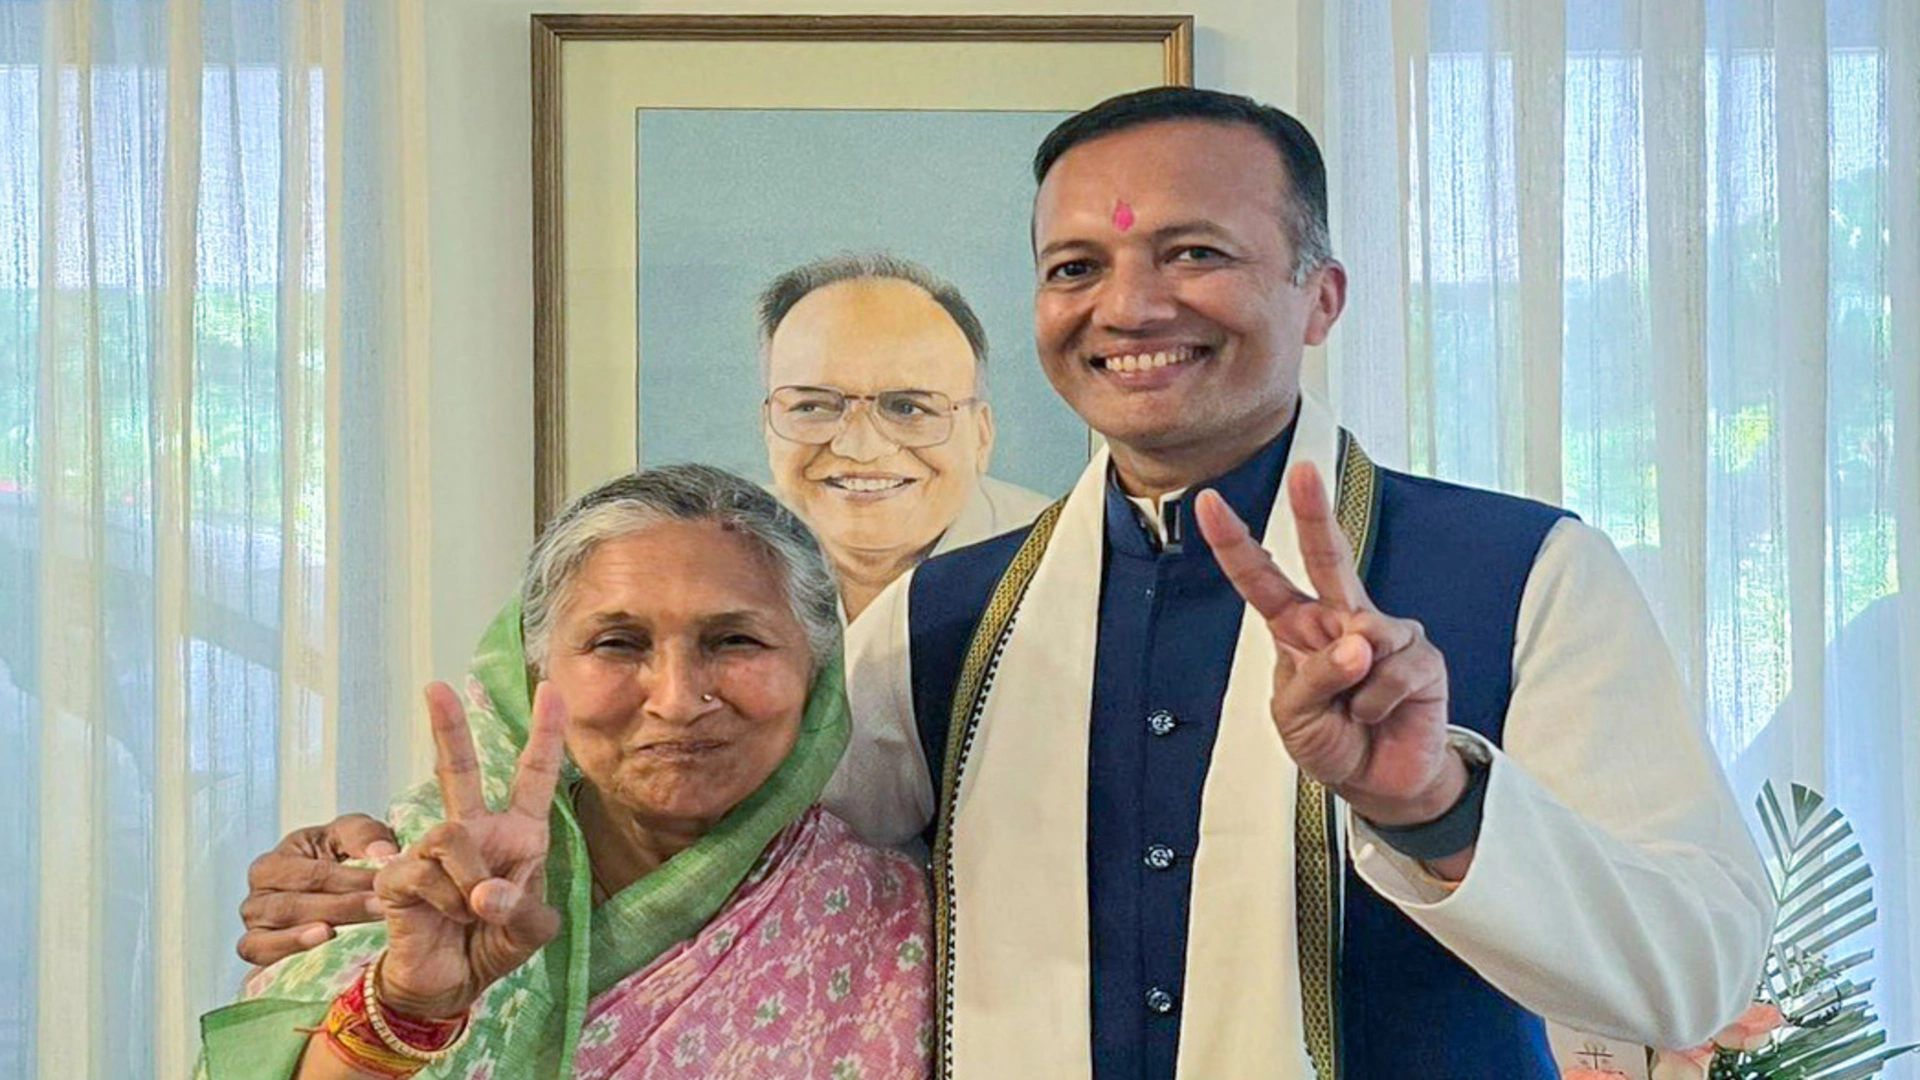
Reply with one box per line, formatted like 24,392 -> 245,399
197,465 -> 932,1079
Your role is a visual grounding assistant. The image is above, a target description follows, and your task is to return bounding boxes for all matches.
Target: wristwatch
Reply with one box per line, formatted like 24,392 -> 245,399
1367,732 -> 1493,861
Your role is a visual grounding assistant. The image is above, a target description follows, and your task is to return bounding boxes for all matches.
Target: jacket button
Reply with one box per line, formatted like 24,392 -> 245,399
1145,987 -> 1176,1015
1147,710 -> 1178,736
1144,844 -> 1177,870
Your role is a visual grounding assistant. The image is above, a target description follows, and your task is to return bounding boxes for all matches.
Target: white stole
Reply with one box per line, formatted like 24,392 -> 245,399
945,396 -> 1347,1078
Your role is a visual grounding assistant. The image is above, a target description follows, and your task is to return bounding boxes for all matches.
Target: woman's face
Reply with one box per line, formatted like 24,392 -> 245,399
543,520 -> 814,835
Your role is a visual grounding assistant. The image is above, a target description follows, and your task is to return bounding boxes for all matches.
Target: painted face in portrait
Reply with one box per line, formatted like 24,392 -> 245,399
542,521 -> 814,834
1031,119 -> 1344,472
762,277 -> 995,570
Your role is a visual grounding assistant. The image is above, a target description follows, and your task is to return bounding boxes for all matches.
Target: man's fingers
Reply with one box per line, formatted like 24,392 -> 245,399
1285,464 -> 1373,613
426,681 -> 488,821
236,922 -> 335,967
240,887 -> 382,932
325,813 -> 400,862
1197,489 -> 1346,650
247,849 -> 377,897
510,683 -> 569,820
1344,610 -> 1420,663
1345,637 -> 1445,726
1195,489 -> 1310,621
1272,634 -> 1373,733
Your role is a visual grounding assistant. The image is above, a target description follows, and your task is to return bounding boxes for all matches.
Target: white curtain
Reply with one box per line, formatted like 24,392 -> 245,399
1323,0 -> 1920,1066
0,1 -> 430,1077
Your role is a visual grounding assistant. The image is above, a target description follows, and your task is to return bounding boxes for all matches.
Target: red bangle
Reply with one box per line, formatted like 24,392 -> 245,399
361,952 -> 471,1061
318,969 -> 428,1079
316,955 -> 469,1078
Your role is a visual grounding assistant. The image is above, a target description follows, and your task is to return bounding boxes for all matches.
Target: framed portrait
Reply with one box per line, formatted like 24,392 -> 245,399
531,14 -> 1190,612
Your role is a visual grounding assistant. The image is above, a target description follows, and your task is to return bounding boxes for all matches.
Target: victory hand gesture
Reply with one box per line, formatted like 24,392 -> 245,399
373,681 -> 567,1019
1195,465 -> 1469,838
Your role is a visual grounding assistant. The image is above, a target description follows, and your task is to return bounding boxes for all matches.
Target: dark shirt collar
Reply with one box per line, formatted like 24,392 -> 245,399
1102,419 -> 1298,559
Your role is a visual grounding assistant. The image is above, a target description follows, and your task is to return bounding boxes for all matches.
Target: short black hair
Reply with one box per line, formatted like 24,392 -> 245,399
1032,87 -> 1333,280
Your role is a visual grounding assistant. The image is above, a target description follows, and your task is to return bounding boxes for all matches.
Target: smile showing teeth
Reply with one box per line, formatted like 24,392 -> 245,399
826,476 -> 912,493
1097,346 -> 1203,373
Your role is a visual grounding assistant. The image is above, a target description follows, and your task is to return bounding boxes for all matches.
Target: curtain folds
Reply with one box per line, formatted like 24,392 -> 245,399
1326,0 -> 1918,1068
0,2 -> 428,1077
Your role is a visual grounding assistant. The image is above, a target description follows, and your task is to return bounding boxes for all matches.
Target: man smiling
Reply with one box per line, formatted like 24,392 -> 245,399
233,89 -> 1769,1080
758,254 -> 1051,619
832,88 -> 1771,1079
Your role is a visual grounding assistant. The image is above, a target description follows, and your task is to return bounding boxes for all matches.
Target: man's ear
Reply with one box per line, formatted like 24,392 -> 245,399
972,402 -> 996,474
1303,261 -> 1348,347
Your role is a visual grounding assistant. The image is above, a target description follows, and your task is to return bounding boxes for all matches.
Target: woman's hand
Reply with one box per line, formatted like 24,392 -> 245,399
373,681 -> 568,1019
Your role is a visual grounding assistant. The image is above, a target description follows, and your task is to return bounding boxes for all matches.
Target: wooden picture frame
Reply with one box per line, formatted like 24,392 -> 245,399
529,14 -> 1193,527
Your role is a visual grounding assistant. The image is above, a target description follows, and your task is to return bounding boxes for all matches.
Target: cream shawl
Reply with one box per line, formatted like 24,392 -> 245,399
931,396 -> 1367,1080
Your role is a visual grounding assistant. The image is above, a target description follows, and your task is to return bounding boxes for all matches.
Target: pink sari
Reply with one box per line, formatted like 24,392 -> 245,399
571,808 -> 932,1079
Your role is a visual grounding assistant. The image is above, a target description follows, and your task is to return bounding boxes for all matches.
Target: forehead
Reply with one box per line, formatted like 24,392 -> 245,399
766,278 -> 977,392
1034,119 -> 1289,241
563,521 -> 794,623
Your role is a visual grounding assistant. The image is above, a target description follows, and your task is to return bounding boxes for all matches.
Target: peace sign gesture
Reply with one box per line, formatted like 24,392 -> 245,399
372,682 -> 568,1020
1195,464 -> 1470,838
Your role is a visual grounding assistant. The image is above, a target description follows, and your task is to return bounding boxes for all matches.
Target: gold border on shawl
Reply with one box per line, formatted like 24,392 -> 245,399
1295,429 -> 1381,1079
929,432 -> 1381,1079
929,500 -> 1066,1079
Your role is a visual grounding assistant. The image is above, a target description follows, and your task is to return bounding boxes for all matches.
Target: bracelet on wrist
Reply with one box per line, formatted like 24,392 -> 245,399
363,951 -> 472,1062
318,953 -> 470,1077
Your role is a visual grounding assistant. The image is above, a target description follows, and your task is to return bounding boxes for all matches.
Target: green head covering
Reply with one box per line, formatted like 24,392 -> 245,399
199,599 -> 851,1079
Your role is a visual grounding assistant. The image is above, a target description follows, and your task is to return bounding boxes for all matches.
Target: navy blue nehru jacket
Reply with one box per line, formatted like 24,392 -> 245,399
906,416 -> 1574,1080
910,425 -> 1293,1080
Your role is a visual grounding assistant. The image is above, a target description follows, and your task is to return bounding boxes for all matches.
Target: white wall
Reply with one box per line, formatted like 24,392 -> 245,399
421,0 -> 1310,675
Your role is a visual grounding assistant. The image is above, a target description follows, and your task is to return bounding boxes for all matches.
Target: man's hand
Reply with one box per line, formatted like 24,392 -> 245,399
1194,464 -> 1469,835
238,814 -> 399,966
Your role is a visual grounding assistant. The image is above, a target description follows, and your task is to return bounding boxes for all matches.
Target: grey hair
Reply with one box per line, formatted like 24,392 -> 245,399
521,464 -> 842,676
755,252 -> 990,398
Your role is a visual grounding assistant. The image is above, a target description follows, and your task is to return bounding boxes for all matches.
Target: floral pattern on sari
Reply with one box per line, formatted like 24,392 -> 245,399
574,807 -> 932,1080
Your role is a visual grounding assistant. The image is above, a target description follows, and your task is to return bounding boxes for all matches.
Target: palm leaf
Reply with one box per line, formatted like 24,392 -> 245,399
1727,782 -> 1918,1080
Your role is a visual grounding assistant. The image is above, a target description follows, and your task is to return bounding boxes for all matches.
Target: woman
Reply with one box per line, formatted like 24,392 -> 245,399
198,465 -> 932,1079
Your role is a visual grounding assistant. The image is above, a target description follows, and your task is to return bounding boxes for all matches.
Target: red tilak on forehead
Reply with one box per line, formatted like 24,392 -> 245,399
1112,200 -> 1135,231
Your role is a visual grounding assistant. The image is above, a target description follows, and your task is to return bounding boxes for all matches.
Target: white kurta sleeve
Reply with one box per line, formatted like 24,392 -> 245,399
821,570 -> 937,848
1348,517 -> 1775,1048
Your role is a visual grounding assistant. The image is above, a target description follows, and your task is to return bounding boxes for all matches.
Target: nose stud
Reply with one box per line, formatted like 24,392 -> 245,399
701,693 -> 715,703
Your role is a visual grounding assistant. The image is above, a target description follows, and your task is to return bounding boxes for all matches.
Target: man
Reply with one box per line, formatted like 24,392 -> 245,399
826,88 -> 1769,1078
238,89 -> 1770,1079
757,254 -> 1051,619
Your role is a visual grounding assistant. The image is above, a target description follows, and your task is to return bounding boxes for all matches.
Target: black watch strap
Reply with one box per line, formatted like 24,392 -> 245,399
1367,754 -> 1491,861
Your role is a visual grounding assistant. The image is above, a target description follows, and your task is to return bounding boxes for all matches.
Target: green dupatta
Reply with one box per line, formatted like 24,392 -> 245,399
198,600 -> 851,1079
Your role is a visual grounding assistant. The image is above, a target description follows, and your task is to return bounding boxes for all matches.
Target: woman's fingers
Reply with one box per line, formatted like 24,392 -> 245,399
510,684 -> 569,821
419,820 -> 530,925
376,851 -> 476,924
499,890 -> 561,953
427,681 -> 488,822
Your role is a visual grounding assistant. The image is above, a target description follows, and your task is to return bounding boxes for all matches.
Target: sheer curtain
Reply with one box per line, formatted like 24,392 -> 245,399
1323,0 -> 1919,1065
0,1 -> 429,1077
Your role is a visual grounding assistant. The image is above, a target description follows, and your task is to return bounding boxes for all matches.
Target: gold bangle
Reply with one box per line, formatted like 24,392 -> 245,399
361,951 -> 472,1063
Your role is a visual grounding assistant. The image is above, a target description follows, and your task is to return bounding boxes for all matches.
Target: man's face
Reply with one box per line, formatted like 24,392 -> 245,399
1032,119 -> 1342,468
762,278 -> 993,562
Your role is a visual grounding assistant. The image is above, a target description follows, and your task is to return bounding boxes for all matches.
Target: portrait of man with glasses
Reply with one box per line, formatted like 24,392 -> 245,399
759,254 -> 1052,619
